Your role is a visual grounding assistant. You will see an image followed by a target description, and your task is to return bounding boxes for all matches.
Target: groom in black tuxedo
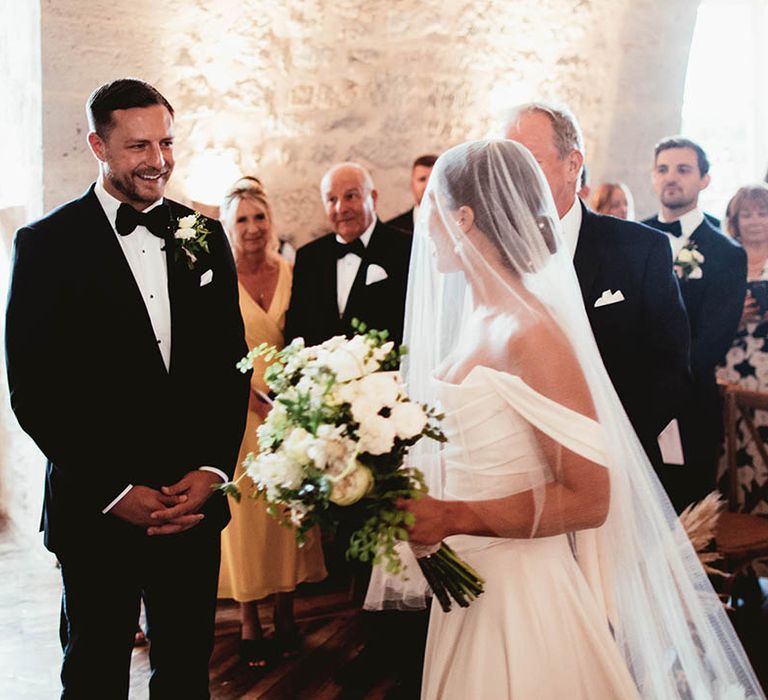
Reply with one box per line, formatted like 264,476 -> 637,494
5,79 -> 249,698
642,137 -> 746,509
285,162 -> 412,346
505,103 -> 692,498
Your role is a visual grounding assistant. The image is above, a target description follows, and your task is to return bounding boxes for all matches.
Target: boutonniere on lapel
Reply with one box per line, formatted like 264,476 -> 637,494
674,241 -> 704,281
172,214 -> 211,270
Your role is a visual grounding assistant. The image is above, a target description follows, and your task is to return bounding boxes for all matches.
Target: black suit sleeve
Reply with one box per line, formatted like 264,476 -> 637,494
5,227 -> 131,507
636,235 -> 691,436
691,244 -> 746,382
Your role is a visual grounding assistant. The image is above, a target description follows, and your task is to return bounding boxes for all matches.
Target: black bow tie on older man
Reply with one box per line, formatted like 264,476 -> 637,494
115,202 -> 171,239
334,238 -> 367,259
651,218 -> 683,238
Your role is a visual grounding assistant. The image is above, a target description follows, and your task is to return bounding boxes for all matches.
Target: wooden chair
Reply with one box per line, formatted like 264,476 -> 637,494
714,383 -> 768,573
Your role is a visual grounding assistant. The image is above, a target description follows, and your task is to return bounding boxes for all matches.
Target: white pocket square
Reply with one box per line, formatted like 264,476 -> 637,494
593,289 -> 625,308
366,264 -> 388,285
199,269 -> 213,287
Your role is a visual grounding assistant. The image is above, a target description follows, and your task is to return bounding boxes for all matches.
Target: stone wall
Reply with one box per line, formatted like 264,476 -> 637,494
39,0 -> 699,242
2,0 -> 701,535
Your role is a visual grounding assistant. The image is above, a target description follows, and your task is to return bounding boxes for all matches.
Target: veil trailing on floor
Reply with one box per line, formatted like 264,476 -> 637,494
364,139 -> 763,698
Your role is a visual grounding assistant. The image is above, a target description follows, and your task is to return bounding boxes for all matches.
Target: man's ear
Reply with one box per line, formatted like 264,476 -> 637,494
700,173 -> 711,192
457,205 -> 475,233
87,131 -> 106,162
567,150 -> 584,184
370,188 -> 378,207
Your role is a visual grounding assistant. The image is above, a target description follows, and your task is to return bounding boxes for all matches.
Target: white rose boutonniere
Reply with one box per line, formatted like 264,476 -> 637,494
674,241 -> 704,281
172,213 -> 211,269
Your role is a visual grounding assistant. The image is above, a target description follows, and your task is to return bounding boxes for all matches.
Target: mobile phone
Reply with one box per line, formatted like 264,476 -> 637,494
747,280 -> 768,314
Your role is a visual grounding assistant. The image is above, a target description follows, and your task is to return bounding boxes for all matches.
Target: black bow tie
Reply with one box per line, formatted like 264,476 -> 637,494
115,202 -> 170,239
652,219 -> 683,238
335,238 -> 366,259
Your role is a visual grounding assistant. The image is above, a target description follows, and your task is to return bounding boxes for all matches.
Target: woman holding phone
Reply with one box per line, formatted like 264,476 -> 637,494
717,183 -> 768,513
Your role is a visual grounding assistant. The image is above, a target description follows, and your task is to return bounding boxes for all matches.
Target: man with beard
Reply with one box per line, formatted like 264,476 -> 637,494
5,78 -> 249,698
642,137 -> 746,508
504,103 -> 692,509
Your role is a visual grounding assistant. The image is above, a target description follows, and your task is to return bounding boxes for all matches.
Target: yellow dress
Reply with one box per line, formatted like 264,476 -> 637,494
218,258 -> 327,602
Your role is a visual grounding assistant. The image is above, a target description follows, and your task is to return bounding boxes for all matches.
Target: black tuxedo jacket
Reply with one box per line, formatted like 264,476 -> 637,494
285,220 -> 412,346
641,215 -> 746,385
575,204 -> 691,463
5,185 -> 250,553
386,208 -> 415,234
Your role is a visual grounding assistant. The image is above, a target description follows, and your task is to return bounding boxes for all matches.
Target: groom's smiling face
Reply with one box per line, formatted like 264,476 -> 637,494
89,104 -> 175,209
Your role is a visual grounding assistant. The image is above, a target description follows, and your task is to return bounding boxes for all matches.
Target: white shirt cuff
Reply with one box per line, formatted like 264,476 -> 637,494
102,484 -> 133,514
199,466 -> 229,483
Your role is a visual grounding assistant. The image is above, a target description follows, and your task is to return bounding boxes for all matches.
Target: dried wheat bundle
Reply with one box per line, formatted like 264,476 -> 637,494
678,491 -> 727,577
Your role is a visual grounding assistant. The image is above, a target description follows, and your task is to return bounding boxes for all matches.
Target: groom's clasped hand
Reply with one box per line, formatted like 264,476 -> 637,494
110,470 -> 221,535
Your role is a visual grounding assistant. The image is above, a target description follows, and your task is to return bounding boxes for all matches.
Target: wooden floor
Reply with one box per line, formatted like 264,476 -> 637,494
0,523 -> 416,699
2,522 -> 766,699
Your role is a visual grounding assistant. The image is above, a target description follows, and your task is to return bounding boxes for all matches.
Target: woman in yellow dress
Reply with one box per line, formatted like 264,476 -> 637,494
218,178 -> 327,667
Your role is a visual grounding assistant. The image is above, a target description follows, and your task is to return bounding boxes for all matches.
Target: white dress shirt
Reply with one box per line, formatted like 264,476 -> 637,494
336,219 -> 376,315
94,181 -> 227,513
559,197 -> 583,258
658,207 -> 705,258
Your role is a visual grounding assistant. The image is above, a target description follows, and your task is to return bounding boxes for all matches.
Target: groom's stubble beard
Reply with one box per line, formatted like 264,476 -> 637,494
104,162 -> 173,209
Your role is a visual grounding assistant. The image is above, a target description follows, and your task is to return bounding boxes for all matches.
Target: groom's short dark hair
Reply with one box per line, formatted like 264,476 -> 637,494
87,78 -> 174,138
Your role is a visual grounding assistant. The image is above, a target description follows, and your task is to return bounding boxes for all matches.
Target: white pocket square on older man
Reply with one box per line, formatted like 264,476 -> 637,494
593,289 -> 625,308
199,269 -> 213,287
366,264 -> 388,285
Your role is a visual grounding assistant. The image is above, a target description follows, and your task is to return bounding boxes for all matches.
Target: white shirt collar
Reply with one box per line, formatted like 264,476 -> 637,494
559,197 -> 583,258
335,217 -> 377,247
94,178 -> 164,232
658,206 -> 704,240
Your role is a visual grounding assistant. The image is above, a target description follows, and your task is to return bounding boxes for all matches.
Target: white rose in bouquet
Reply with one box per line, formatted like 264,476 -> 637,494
329,463 -> 374,505
247,452 -> 302,499
281,427 -> 315,464
390,401 -> 428,439
358,414 -> 397,455
356,372 -> 401,406
307,425 -> 355,473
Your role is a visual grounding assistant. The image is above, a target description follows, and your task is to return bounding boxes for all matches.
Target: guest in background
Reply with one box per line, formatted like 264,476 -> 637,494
285,162 -> 412,346
387,154 -> 438,233
717,184 -> 768,514
218,179 -> 326,667
643,136 -> 746,510
591,181 -> 635,220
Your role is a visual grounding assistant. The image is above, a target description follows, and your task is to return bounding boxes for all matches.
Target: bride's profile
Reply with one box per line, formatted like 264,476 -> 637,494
364,139 -> 764,699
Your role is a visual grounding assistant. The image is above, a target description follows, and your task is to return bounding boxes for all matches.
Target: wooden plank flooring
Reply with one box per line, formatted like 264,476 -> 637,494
0,523 -> 414,699
3,522 -> 766,698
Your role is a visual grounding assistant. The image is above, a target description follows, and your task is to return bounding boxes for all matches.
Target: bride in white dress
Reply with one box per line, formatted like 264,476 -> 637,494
364,139 -> 764,699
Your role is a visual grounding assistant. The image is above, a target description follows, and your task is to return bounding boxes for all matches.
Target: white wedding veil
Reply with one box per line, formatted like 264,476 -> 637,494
365,139 -> 763,698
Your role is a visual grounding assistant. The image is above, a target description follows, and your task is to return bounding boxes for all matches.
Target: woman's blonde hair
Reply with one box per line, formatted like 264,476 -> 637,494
724,183 -> 768,241
220,177 -> 279,255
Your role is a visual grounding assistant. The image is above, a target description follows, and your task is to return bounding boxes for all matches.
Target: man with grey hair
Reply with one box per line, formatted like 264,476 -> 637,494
505,103 -> 692,507
285,162 -> 412,347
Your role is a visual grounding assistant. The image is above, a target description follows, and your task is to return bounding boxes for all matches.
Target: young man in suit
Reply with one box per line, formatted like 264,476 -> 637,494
386,154 -> 438,234
505,103 -> 692,506
5,79 -> 250,698
285,162 -> 412,346
642,137 -> 746,509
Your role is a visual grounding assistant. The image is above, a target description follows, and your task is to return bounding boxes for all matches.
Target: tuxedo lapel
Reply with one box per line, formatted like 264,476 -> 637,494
573,206 -> 602,303
79,187 -> 169,376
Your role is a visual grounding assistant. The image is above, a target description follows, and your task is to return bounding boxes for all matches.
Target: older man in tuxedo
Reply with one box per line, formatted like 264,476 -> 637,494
642,137 -> 746,509
5,79 -> 249,698
505,103 -> 691,506
285,162 -> 411,346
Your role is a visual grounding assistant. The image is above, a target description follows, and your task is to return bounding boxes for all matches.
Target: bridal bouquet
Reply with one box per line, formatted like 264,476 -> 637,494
221,323 -> 485,612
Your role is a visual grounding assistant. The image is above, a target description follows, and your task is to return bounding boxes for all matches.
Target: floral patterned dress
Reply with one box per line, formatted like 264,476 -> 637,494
716,261 -> 768,514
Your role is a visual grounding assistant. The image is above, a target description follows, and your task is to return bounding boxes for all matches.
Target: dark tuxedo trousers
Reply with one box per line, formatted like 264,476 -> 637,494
642,215 -> 746,510
284,220 -> 412,346
5,185 -> 250,698
574,206 -> 691,500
